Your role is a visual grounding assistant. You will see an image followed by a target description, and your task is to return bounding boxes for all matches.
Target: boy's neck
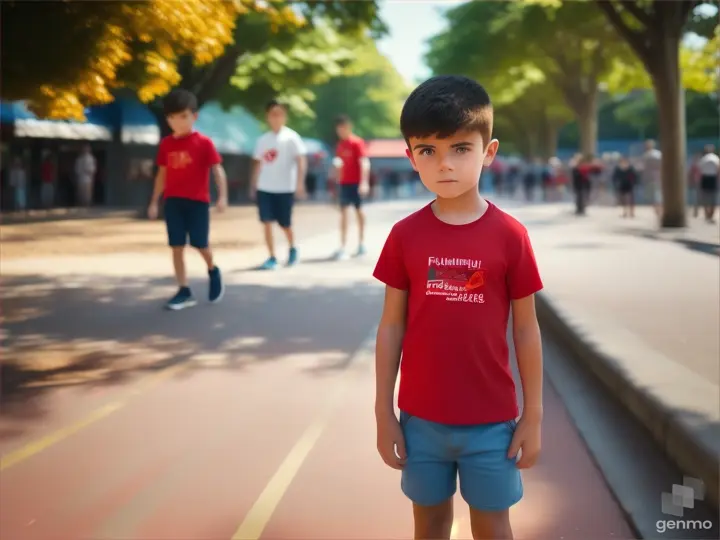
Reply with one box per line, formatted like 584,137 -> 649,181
172,130 -> 193,138
432,189 -> 488,225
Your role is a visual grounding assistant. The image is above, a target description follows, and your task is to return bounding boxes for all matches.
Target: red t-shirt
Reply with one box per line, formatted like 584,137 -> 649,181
156,132 -> 222,203
373,201 -> 543,425
336,135 -> 366,185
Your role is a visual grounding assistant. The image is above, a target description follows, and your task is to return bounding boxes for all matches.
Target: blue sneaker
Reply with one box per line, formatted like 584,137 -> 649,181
208,266 -> 224,303
260,256 -> 278,270
166,287 -> 196,311
355,244 -> 367,257
287,247 -> 298,266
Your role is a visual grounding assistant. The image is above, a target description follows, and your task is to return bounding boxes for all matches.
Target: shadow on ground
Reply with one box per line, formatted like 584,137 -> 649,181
613,226 -> 720,257
0,273 -> 383,440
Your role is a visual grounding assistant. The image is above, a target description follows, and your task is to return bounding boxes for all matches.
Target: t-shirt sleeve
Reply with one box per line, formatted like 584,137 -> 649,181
253,137 -> 264,161
355,138 -> 368,158
206,137 -> 222,166
156,139 -> 168,166
291,134 -> 307,157
506,229 -> 543,300
373,225 -> 409,290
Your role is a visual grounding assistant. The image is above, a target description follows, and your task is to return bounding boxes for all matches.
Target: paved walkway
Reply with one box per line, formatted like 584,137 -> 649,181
0,200 -> 633,539
500,200 -> 720,385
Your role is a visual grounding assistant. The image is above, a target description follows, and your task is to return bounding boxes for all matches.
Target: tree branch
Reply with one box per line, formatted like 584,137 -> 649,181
617,0 -> 653,27
194,44 -> 243,107
594,0 -> 652,68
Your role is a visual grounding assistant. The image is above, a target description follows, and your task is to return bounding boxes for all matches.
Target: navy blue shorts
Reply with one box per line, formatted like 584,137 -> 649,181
339,184 -> 362,209
164,197 -> 210,249
257,190 -> 294,228
399,411 -> 522,510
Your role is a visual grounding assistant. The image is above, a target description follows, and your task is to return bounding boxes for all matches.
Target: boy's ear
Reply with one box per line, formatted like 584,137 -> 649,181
483,139 -> 500,166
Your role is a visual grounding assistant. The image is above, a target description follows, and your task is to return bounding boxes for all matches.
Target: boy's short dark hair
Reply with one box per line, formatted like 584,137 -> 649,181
266,99 -> 286,112
163,89 -> 198,116
400,75 -> 493,145
335,114 -> 351,126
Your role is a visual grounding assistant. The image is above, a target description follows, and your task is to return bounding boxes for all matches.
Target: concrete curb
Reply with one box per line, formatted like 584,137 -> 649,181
535,290 -> 720,509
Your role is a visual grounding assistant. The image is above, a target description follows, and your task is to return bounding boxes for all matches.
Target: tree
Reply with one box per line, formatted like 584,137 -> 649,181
0,0 -> 383,124
1,0 -> 248,120
592,0 -> 717,227
287,37 -> 409,143
425,1 -> 628,157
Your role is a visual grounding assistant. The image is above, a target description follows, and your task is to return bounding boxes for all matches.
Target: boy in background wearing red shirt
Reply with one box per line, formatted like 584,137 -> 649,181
148,89 -> 228,310
373,75 -> 544,539
331,115 -> 371,259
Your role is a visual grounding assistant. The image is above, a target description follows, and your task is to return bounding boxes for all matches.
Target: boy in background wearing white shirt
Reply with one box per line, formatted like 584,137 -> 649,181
250,100 -> 307,270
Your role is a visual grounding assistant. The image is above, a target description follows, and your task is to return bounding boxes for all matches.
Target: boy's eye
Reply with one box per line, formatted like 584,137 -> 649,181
419,148 -> 434,156
456,147 -> 469,154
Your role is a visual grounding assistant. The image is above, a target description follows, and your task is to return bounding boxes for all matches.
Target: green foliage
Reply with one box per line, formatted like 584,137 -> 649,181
289,38 -> 409,143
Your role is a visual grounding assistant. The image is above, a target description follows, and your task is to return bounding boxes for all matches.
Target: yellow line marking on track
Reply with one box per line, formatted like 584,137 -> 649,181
231,328 -> 377,540
1,361 -> 189,472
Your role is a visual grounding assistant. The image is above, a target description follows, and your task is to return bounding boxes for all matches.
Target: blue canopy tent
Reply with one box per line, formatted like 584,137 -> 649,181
1,100 -> 113,141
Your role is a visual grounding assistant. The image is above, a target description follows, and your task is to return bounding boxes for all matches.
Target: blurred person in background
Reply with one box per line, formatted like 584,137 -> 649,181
697,144 -> 719,223
74,144 -> 96,207
331,114 -> 370,260
612,155 -> 638,218
687,151 -> 702,218
571,154 -> 599,215
9,156 -> 27,212
250,99 -> 307,269
40,151 -> 56,208
640,139 -> 662,218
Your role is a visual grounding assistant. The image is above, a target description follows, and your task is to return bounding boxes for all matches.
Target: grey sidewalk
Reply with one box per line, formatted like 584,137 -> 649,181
501,199 -> 720,508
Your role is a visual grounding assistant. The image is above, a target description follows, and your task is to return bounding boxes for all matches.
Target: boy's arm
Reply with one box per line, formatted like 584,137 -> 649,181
212,164 -> 228,210
511,294 -> 543,421
150,166 -> 166,206
375,286 -> 408,419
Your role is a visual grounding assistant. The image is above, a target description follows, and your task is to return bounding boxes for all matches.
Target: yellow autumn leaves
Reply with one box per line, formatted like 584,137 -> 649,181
33,0 -> 304,121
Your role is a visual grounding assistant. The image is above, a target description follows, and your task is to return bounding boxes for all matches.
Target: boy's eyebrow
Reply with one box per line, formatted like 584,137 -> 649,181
412,141 -> 474,150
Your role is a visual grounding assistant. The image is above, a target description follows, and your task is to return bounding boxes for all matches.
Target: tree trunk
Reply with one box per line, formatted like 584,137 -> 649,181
576,90 -> 598,158
539,119 -> 559,160
651,40 -> 687,228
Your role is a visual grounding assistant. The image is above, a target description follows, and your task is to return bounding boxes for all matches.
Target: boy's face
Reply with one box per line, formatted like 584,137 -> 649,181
267,105 -> 287,131
405,130 -> 498,199
166,109 -> 197,136
336,122 -> 351,140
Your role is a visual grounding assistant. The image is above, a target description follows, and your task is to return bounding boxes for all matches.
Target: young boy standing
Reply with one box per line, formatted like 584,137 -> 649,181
373,75 -> 544,540
148,89 -> 227,310
331,115 -> 370,259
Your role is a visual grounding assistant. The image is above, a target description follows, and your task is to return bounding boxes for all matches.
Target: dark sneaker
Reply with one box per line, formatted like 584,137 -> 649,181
208,266 -> 224,303
166,287 -> 196,311
260,256 -> 278,270
287,247 -> 298,266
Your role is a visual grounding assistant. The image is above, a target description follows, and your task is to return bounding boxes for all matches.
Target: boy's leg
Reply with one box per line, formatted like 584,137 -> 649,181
458,420 -> 522,539
400,412 -> 457,539
275,193 -> 297,264
352,185 -> 366,255
334,185 -> 351,259
164,198 -> 196,310
256,191 -> 278,269
187,200 -> 224,303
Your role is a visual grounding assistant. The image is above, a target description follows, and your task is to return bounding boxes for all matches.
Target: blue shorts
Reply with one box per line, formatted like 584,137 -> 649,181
257,190 -> 294,228
399,411 -> 522,510
339,184 -> 362,209
164,197 -> 210,249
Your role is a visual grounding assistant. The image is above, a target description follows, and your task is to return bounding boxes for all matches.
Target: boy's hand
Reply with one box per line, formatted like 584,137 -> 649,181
507,414 -> 542,469
147,202 -> 159,220
216,196 -> 228,213
359,182 -> 370,197
376,413 -> 407,470
295,186 -> 307,200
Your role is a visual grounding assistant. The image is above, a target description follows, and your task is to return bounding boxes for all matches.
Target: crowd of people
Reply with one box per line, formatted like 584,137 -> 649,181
487,140 -> 719,222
